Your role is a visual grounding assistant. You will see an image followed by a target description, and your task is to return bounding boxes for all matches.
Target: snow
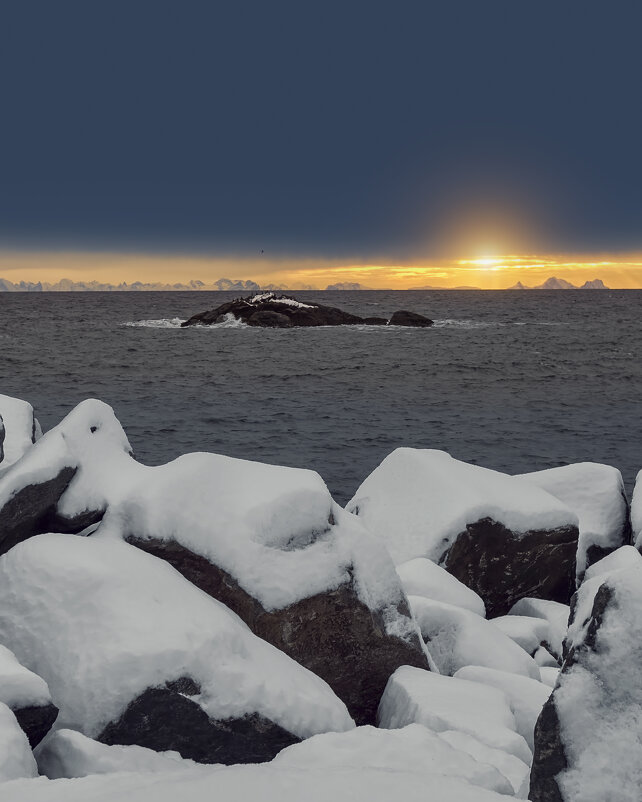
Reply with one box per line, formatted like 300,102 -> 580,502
533,646 -> 559,668
454,666 -> 551,750
583,544 -> 642,582
35,729 -> 200,779
517,462 -> 629,577
397,557 -> 486,616
247,293 -> 315,309
0,702 -> 38,781
0,643 -> 52,709
489,615 -> 550,656
347,448 -> 577,564
409,595 -> 541,680
273,724 -> 513,795
2,767 -> 513,802
507,598 -> 569,660
0,394 -> 39,472
552,562 -> 642,802
378,666 -> 532,764
0,534 -> 354,740
539,666 -> 560,688
632,469 -> 642,548
439,730 -> 530,797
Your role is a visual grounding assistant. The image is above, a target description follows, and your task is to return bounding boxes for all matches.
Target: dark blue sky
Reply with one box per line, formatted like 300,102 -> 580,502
2,1 -> 641,260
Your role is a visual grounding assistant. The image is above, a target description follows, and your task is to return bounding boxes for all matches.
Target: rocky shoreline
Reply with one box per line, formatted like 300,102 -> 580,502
181,292 -> 434,328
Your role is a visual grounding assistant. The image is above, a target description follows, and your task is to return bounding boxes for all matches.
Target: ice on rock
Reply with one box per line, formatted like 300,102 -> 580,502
0,534 -> 353,764
517,462 -> 631,577
378,666 -> 532,764
348,448 -> 579,615
454,666 -> 551,751
397,557 -> 486,616
35,729 -> 201,779
530,560 -> 642,802
0,394 -> 41,472
0,399 -> 134,555
409,595 -> 541,679
507,597 -> 570,661
273,724 -> 514,795
2,766 -> 514,802
489,615 -> 551,657
0,702 -> 38,781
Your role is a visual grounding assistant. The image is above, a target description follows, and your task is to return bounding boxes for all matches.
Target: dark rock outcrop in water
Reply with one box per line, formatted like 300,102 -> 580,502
181,292 -> 434,328
127,535 -> 429,726
98,678 -> 299,764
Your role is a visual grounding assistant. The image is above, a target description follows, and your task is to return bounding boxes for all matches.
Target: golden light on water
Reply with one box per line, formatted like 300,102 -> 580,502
0,249 -> 641,289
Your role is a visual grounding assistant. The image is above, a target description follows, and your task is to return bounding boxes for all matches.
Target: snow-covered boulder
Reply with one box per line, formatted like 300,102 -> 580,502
517,462 -> 631,579
94,455 -> 427,726
378,665 -> 532,765
347,448 -> 579,616
0,643 -> 57,747
508,597 -> 570,661
35,729 -> 199,779
0,394 -> 41,473
539,667 -> 559,688
0,702 -> 38,781
409,595 -> 540,679
490,615 -> 552,658
273,724 -> 513,795
630,470 -> 642,548
0,534 -> 354,764
454,666 -> 551,751
397,557 -> 486,616
529,559 -> 642,801
0,399 -> 132,555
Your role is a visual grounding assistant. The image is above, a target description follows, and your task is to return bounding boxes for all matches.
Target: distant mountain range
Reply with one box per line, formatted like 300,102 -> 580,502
0,275 -> 611,292
507,277 -> 609,290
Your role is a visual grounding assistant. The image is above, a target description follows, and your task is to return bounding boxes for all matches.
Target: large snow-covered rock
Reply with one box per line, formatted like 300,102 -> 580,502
0,644 -> 58,747
632,469 -> 642,549
347,448 -> 579,615
529,559 -> 642,801
517,462 -> 631,579
454,666 -> 551,751
0,534 -> 354,764
397,557 -> 486,616
273,724 -> 513,795
0,394 -> 41,473
378,665 -> 532,764
93,453 -> 427,725
490,615 -> 553,658
0,399 -> 131,555
0,702 -> 38,781
508,598 -> 570,661
409,595 -> 540,679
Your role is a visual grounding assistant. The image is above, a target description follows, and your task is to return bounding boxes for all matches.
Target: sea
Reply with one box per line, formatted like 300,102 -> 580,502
1,289 -> 640,503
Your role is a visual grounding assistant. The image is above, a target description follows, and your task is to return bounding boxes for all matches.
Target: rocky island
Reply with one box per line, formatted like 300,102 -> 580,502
181,292 -> 434,328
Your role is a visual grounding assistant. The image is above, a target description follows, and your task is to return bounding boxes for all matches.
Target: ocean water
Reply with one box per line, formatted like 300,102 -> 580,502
0,289 -> 640,503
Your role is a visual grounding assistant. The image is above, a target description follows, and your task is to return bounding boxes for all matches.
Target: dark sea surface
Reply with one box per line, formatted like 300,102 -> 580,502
0,290 -> 640,503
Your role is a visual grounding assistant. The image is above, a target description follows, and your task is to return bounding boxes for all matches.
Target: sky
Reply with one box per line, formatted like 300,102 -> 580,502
2,1 -> 642,288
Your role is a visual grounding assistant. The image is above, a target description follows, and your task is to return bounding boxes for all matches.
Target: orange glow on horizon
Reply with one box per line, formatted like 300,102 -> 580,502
0,249 -> 641,289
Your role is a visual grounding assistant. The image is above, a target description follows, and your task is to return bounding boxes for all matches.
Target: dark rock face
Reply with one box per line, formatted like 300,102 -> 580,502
127,536 -> 428,725
0,416 -> 5,464
0,467 -> 79,556
441,518 -> 579,617
247,310 -> 292,328
98,679 -> 299,764
529,583 -> 614,802
12,702 -> 59,748
388,310 -> 434,327
181,293 -> 433,329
